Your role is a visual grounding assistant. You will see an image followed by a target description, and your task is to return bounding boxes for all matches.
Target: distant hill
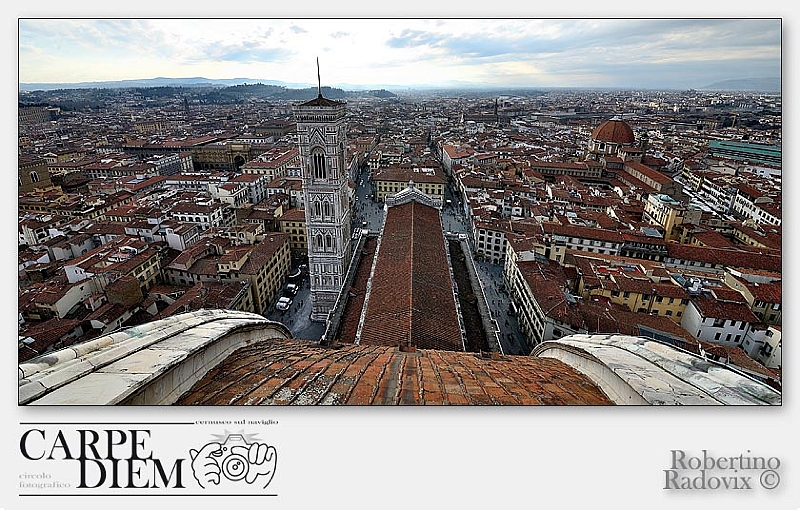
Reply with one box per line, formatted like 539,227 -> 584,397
19,78 -> 401,100
699,77 -> 781,92
18,77 -> 313,92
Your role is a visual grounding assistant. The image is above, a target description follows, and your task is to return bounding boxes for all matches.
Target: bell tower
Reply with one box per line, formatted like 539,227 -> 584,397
292,61 -> 352,321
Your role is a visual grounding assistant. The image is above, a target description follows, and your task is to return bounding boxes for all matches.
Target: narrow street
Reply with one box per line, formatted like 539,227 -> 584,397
265,264 -> 324,341
439,170 -> 527,355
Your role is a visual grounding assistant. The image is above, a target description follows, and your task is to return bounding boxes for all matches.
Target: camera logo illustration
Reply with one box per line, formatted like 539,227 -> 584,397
189,433 -> 277,489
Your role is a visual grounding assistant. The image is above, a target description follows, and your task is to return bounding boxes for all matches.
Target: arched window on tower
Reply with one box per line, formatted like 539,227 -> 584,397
313,200 -> 322,219
312,148 -> 327,180
29,171 -> 40,183
323,200 -> 331,219
315,233 -> 324,251
325,233 -> 333,251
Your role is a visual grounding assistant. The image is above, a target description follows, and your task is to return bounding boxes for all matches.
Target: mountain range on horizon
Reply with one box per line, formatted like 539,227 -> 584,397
18,76 -> 782,93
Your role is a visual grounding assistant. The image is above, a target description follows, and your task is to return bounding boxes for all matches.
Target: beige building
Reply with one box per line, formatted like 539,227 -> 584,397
723,271 -> 781,326
643,193 -> 702,242
373,165 -> 446,203
241,147 -> 300,180
192,140 -> 268,172
278,208 -> 308,256
569,253 -> 690,323
164,234 -> 291,315
19,155 -> 54,194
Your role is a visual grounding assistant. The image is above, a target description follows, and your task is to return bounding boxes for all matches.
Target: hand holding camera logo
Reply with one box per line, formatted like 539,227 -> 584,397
189,434 -> 277,489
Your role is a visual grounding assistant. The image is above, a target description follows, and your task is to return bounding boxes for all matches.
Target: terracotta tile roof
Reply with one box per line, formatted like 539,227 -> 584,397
745,280 -> 781,303
174,339 -> 613,405
18,318 -> 84,363
373,165 -> 447,184
518,261 -> 585,329
691,229 -> 735,248
699,343 -> 781,383
277,207 -> 306,222
591,118 -> 635,144
690,295 -> 760,323
359,200 -> 463,351
624,161 -> 673,185
545,222 -> 626,244
336,237 -> 378,342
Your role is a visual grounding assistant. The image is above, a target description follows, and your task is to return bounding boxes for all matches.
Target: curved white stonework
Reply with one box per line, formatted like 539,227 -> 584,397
532,334 -> 781,405
19,309 -> 292,405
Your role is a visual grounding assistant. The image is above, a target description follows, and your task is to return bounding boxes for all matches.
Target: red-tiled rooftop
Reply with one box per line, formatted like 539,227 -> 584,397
174,339 -> 613,405
359,200 -> 463,351
336,237 -> 378,342
591,118 -> 635,144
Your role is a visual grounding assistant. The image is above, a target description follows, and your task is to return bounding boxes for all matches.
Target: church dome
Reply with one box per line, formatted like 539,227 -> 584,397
591,117 -> 635,144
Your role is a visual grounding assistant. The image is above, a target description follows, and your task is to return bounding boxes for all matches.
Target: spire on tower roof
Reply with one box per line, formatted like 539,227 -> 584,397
317,57 -> 322,98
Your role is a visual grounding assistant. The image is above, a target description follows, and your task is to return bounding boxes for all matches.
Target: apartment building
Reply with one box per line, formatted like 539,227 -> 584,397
278,208 -> 308,256
506,259 -> 582,350
441,144 -> 475,175
229,172 -> 272,206
569,253 -> 690,323
19,276 -> 102,322
210,180 -> 250,208
680,286 -> 760,348
643,193 -> 702,242
64,236 -> 162,293
241,147 -> 300,180
266,176 -> 305,209
169,197 -> 235,231
158,280 -> 256,316
164,233 -> 291,315
723,270 -> 781,326
372,165 -> 446,203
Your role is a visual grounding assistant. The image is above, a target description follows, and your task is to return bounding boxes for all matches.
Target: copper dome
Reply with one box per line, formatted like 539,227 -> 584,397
591,117 -> 635,144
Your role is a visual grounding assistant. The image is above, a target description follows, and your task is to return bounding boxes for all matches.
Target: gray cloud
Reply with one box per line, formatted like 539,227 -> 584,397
19,18 -> 781,89
197,41 -> 294,63
385,29 -> 449,48
379,19 -> 780,87
384,19 -> 779,60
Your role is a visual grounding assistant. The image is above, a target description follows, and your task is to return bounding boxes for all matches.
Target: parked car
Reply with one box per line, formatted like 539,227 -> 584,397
284,283 -> 299,296
276,296 -> 292,311
288,269 -> 302,282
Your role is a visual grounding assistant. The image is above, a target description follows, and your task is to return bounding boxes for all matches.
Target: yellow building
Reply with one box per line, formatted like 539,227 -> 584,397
192,140 -> 268,172
278,208 -> 308,256
241,147 -> 300,180
19,155 -> 54,194
643,194 -> 702,242
164,234 -> 291,315
372,166 -> 446,203
570,253 -> 690,323
222,234 -> 291,315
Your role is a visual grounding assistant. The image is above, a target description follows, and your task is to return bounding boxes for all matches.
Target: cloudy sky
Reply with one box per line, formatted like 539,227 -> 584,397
18,18 -> 782,89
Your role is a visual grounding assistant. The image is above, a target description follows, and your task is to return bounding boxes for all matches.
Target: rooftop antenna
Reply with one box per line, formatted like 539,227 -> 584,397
317,57 -> 322,97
